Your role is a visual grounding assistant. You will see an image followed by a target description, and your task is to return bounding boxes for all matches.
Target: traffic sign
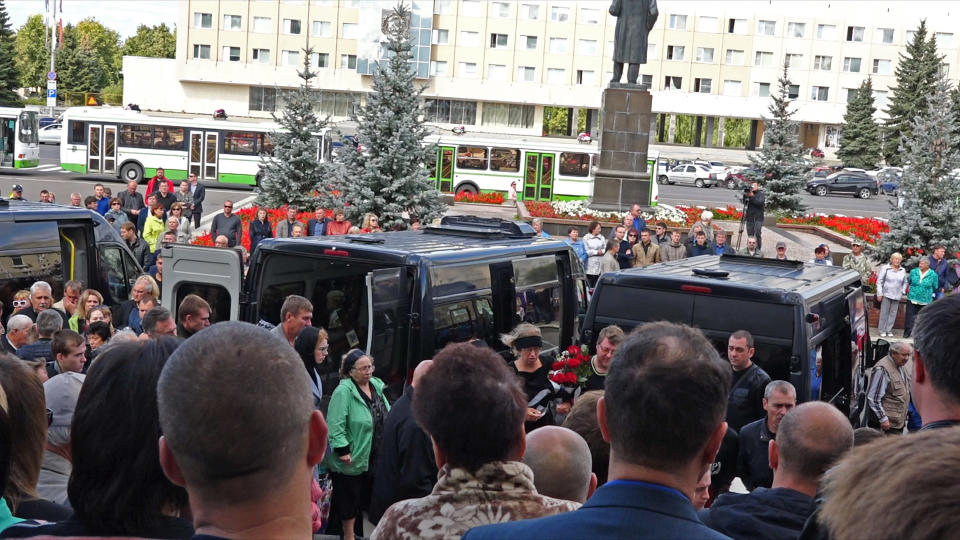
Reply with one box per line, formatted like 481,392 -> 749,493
47,88 -> 57,98
47,71 -> 57,80
47,80 -> 56,90
86,95 -> 98,106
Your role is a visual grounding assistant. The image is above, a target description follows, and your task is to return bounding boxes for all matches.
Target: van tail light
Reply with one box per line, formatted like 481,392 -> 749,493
323,248 -> 349,257
681,284 -> 712,294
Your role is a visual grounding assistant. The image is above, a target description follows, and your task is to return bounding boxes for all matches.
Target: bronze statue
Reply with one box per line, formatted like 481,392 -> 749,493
609,0 -> 659,85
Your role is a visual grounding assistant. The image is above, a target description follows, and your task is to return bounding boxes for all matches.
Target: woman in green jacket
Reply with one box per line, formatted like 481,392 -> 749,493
324,349 -> 389,540
904,257 -> 939,338
68,289 -> 103,334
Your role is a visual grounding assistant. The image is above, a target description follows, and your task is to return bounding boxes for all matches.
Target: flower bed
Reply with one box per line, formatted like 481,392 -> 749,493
779,214 -> 889,245
454,191 -> 505,204
674,204 -> 743,224
524,200 -> 688,227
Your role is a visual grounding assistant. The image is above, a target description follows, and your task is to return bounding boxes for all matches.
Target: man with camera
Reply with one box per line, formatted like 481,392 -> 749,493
743,182 -> 765,250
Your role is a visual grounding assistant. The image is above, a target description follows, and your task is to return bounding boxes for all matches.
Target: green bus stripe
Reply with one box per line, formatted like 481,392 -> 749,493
14,159 -> 39,168
61,162 -> 86,173
218,173 -> 256,185
144,168 -> 188,180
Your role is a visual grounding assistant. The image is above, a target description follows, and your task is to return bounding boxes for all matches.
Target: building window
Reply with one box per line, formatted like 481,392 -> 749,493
846,88 -> 858,103
522,35 -> 537,50
432,29 -> 449,44
577,39 -> 598,56
811,86 -> 829,101
754,82 -> 771,97
816,24 -> 836,40
460,31 -> 479,48
461,0 -> 481,17
433,0 -> 453,15
249,86 -> 277,112
647,43 -> 657,58
723,80 -> 742,96
576,70 -> 595,85
340,54 -> 357,69
318,91 -> 362,118
458,62 -> 478,78
872,59 -> 891,75
424,99 -> 479,125
481,102 -> 535,129
873,90 -> 888,109
487,63 -> 507,80
813,55 -> 832,71
939,62 -> 949,76
728,18 -> 746,34
342,23 -> 358,39
664,76 -> 682,90
313,21 -> 332,37
580,8 -> 601,24
283,19 -> 301,35
192,44 -> 211,59
194,12 -> 212,29
694,78 -> 711,93
842,57 -> 861,72
253,17 -> 270,33
491,1 -> 510,17
906,30 -> 916,42
754,51 -> 774,67
784,53 -> 803,68
430,60 -> 447,76
549,37 -> 568,54
641,74 -> 652,87
517,66 -> 536,82
490,33 -> 508,48
547,68 -> 565,84
252,48 -> 270,64
551,6 -> 570,22
787,22 -> 805,38
846,26 -> 864,42
669,14 -> 687,30
936,32 -> 954,47
788,84 -> 799,99
696,47 -> 714,63
876,28 -> 894,44
698,16 -> 718,32
222,46 -> 240,62
666,45 -> 685,61
281,50 -> 299,66
757,20 -> 776,36
311,52 -> 329,68
223,14 -> 242,30
725,49 -> 744,65
521,3 -> 539,20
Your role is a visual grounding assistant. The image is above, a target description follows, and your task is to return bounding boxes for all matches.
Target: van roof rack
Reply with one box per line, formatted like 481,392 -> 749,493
424,216 -> 536,239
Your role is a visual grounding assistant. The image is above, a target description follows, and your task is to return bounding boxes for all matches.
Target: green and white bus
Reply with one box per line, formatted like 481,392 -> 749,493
60,107 -> 330,186
424,133 -> 659,206
0,107 -> 40,169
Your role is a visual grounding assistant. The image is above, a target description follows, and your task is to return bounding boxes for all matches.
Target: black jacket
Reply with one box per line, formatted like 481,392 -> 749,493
190,182 -> 206,214
700,487 -> 816,540
127,236 -> 150,268
249,219 -> 273,253
745,189 -> 765,222
16,338 -> 53,363
1,334 -> 17,355
17,306 -> 68,324
114,299 -> 138,331
306,217 -> 330,236
710,426 -> 740,502
726,363 -> 771,432
738,417 -> 775,491
368,389 -> 438,524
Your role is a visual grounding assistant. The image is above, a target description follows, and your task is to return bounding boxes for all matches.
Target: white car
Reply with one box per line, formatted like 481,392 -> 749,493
696,160 -> 729,181
660,164 -> 717,187
39,123 -> 62,144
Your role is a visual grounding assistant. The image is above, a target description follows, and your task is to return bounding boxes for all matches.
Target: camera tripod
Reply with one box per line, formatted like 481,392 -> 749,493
735,196 -> 750,251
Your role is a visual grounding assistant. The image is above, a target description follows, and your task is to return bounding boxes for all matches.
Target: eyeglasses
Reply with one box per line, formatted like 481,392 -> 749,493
317,346 -> 329,352
13,300 -> 28,308
628,234 -> 638,238
353,364 -> 375,372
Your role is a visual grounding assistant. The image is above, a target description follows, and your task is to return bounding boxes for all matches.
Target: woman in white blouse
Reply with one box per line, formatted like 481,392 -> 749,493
876,252 -> 908,337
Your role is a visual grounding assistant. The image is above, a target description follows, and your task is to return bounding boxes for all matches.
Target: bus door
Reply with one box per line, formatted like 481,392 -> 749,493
189,131 -> 219,181
524,152 -> 555,201
86,124 -> 117,174
0,116 -> 12,167
433,146 -> 454,193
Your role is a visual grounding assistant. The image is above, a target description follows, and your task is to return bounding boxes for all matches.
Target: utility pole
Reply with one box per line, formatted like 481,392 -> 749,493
46,1 -> 57,111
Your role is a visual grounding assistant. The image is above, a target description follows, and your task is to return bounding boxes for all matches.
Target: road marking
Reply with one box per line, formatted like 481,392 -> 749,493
37,165 -> 61,171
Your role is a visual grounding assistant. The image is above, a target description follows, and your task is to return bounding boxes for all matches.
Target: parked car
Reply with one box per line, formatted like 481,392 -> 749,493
660,164 -> 717,187
806,171 -> 879,198
724,168 -> 762,189
38,123 -> 61,144
695,160 -> 729,181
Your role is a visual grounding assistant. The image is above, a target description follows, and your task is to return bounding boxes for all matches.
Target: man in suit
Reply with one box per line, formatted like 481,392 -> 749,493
2,314 -> 33,355
306,205 -> 330,237
464,321 -> 731,540
275,206 -> 303,239
188,172 -> 206,229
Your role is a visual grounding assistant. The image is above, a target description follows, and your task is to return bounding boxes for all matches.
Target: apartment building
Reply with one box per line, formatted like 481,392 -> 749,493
123,0 -> 960,157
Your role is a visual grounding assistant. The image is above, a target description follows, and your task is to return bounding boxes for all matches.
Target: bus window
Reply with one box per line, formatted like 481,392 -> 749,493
259,133 -> 275,156
18,112 -> 37,144
490,147 -> 520,172
223,131 -> 258,155
559,152 -> 591,177
120,124 -> 154,148
456,146 -> 488,170
153,126 -> 186,151
69,121 -> 86,144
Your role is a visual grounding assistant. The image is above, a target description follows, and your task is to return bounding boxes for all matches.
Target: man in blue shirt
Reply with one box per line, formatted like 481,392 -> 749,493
712,230 -> 735,255
929,244 -> 949,299
629,203 -> 647,233
93,183 -> 110,215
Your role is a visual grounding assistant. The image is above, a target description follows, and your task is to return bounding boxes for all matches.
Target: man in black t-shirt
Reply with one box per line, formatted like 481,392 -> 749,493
725,330 -> 771,432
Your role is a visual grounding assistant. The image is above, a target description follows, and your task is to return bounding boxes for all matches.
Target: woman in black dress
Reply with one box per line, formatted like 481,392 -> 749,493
501,323 -> 569,431
249,207 -> 273,253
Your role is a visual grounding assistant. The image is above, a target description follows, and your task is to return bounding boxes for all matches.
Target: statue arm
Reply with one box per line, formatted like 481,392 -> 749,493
609,0 -> 622,17
647,0 -> 659,29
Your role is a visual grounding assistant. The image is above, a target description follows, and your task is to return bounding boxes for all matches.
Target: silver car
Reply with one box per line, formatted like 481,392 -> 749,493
660,164 -> 716,188
39,123 -> 62,145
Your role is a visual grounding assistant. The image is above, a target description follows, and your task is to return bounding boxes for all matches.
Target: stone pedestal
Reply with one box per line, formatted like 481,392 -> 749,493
590,85 -> 654,212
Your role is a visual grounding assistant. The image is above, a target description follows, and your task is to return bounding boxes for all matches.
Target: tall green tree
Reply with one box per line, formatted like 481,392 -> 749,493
255,48 -> 328,209
837,78 -> 881,169
74,18 -> 121,85
0,0 -> 20,105
748,63 -> 809,215
120,23 -> 176,60
951,83 -> 960,154
13,14 -> 48,89
882,20 -> 942,165
330,3 -> 446,229
875,73 -> 960,266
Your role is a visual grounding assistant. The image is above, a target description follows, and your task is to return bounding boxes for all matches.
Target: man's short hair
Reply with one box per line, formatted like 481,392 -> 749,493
730,329 -> 754,348
64,280 -> 83,294
413,342 -> 526,472
86,321 -> 112,343
715,230 -> 727,238
30,280 -> 52,297
139,296 -> 158,309
120,222 -> 137,233
605,322 -> 731,471
178,294 -> 212,324
695,230 -> 706,237
764,380 -> 796,400
522,426 -> 593,503
84,196 -> 97,207
5,314 -> 32,332
36,309 -> 64,337
775,402 -> 852,480
597,325 -> 625,347
562,390 -> 609,485
142,307 -> 173,336
605,240 -> 617,252
656,221 -> 667,229
913,295 -> 960,404
158,322 -> 313,503
279,295 -> 313,322
51,329 -> 84,357
852,427 -> 883,447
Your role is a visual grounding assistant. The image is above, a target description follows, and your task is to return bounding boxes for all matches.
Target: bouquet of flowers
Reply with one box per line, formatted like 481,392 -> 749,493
549,344 -> 592,386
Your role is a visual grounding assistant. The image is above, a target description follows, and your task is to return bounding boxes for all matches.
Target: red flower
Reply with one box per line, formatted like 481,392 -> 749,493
551,362 -> 564,371
566,345 -> 581,355
455,191 -> 505,204
567,372 -> 579,384
549,372 -> 566,384
567,357 -> 581,369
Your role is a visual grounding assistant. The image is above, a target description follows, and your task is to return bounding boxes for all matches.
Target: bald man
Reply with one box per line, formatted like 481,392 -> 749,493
700,402 -> 853,539
369,360 -> 438,524
522,426 -> 597,504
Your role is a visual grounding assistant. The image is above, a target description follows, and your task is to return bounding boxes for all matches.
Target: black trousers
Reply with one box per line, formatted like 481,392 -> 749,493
192,209 -> 202,229
904,301 -> 926,338
746,218 -> 763,250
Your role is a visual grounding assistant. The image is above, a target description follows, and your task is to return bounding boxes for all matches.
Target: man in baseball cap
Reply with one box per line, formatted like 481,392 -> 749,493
39,371 -> 86,506
9,184 -> 25,201
774,241 -> 788,260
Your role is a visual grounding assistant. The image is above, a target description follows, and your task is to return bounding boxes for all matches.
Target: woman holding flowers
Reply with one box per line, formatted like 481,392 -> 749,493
501,323 -> 570,431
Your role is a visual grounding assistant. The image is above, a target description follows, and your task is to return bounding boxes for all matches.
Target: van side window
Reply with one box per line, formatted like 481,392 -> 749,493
98,246 -> 135,306
513,256 -> 562,351
59,226 -> 90,295
0,252 -> 64,310
259,282 -> 307,325
434,297 -> 495,351
174,283 -> 231,324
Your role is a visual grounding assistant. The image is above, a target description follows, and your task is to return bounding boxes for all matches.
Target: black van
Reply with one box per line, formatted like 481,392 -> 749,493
160,216 -> 589,394
0,199 -> 145,317
581,254 -> 869,417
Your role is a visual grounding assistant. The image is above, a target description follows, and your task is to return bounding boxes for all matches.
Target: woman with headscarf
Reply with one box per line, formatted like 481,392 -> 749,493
294,326 -> 331,411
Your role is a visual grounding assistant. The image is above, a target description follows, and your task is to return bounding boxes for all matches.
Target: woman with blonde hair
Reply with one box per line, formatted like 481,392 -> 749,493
875,252 -> 908,337
11,290 -> 30,313
360,213 -> 382,233
501,323 -> 569,431
168,202 -> 193,238
69,289 -> 104,333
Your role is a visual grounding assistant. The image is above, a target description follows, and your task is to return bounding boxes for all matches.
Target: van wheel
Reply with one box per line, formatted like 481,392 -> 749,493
658,175 -> 668,184
455,183 -> 478,195
120,162 -> 144,183
694,179 -> 705,188
858,188 -> 872,199
816,185 -> 828,197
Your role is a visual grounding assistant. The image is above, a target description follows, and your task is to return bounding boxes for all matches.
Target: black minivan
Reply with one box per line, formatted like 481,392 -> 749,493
581,254 -> 870,417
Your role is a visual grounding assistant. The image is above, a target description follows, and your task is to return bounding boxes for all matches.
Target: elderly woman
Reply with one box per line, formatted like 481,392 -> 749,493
689,210 -> 715,244
876,252 -> 908,337
68,289 -> 104,334
103,198 -> 129,232
326,209 -> 352,236
904,257 -> 939,338
168,202 -> 193,239
501,323 -> 570,432
360,213 -> 382,233
583,220 -> 606,286
325,349 -> 390,540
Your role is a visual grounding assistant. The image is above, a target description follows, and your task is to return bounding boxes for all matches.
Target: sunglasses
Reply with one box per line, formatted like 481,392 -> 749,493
224,205 -> 233,209
13,300 -> 28,308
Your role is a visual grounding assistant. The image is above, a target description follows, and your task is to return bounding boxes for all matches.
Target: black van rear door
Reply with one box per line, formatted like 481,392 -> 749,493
365,267 -> 410,384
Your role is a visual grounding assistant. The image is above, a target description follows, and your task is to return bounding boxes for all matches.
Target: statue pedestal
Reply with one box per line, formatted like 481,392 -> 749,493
589,86 -> 654,212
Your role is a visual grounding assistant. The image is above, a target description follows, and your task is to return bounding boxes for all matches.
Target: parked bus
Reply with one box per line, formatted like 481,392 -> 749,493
424,133 -> 659,206
0,107 -> 40,169
59,107 -> 330,186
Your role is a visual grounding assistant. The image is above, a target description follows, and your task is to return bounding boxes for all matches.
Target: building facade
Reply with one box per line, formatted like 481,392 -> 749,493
123,0 -> 960,158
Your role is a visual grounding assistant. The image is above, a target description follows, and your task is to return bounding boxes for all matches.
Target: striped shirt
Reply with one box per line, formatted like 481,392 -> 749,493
867,363 -> 907,424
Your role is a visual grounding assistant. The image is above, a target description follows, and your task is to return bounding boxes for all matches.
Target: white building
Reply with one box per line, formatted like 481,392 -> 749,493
123,0 -> 960,158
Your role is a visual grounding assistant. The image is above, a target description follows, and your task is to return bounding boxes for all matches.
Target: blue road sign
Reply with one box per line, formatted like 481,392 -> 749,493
47,71 -> 57,80
47,89 -> 57,98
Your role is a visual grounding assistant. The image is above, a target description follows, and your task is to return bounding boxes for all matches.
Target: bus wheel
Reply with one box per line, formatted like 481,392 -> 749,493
455,183 -> 478,195
255,171 -> 263,187
120,163 -> 144,183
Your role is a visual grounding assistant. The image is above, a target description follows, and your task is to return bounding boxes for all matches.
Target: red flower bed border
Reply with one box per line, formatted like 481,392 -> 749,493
454,191 -> 505,204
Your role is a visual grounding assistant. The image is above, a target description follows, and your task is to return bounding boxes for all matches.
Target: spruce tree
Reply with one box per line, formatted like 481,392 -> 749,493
837,78 -> 881,170
874,73 -> 960,266
882,20 -> 942,165
950,84 -> 960,154
0,0 -> 20,106
255,47 -> 328,209
330,2 -> 445,230
747,63 -> 809,215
